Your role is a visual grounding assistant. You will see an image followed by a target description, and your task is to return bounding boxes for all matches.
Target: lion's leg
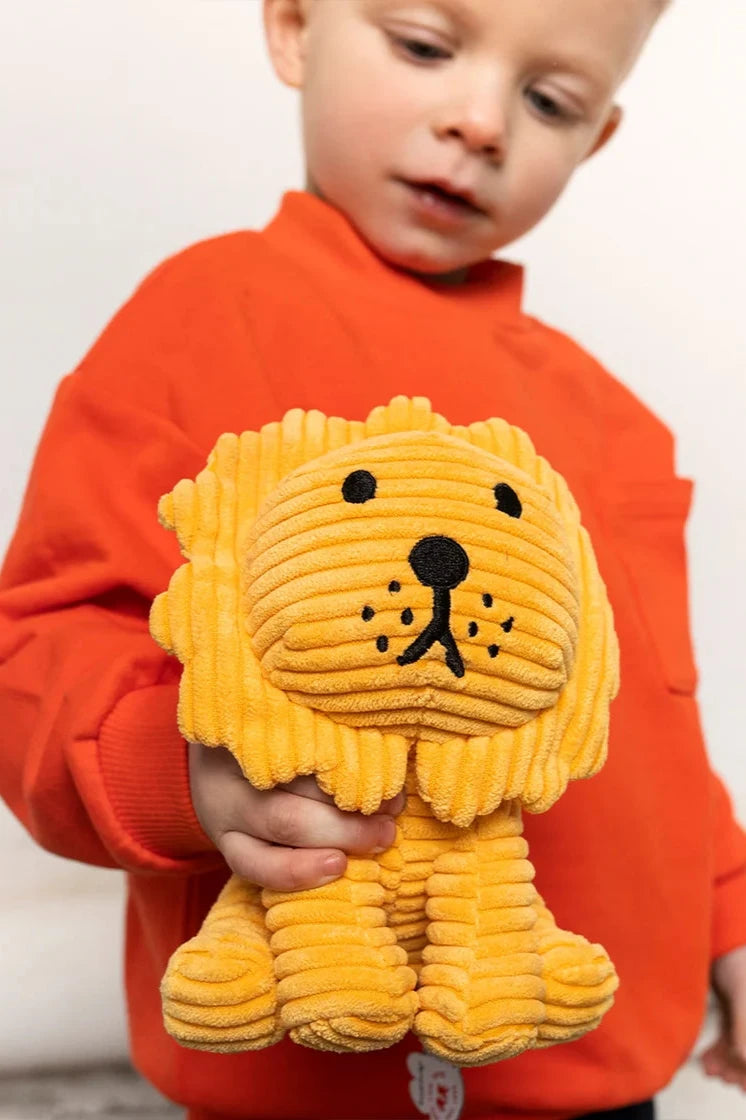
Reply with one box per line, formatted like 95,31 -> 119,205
264,847 -> 419,1054
532,895 -> 618,1047
389,766 -> 459,978
416,800 -> 546,1066
161,873 -> 283,1052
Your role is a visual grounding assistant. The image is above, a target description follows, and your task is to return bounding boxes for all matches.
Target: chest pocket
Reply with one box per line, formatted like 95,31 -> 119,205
602,478 -> 698,696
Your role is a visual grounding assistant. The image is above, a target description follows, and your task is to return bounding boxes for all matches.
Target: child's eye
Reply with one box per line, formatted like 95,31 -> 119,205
526,89 -> 566,122
394,36 -> 451,63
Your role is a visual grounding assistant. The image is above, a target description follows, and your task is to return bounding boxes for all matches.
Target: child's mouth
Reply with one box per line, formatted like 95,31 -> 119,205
400,180 -> 484,224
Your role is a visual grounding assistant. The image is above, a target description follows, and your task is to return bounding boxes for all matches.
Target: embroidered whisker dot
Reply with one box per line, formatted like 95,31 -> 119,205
376,635 -> 389,653
483,593 -> 493,608
468,622 -> 478,637
501,616 -> 514,633
488,644 -> 500,658
362,606 -> 375,621
389,581 -> 401,593
401,608 -> 414,626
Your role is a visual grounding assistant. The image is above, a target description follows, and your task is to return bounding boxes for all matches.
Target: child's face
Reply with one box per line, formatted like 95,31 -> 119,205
265,0 -> 660,283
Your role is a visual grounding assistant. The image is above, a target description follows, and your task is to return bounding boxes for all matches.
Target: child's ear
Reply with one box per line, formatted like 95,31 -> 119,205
262,0 -> 312,90
584,104 -> 624,161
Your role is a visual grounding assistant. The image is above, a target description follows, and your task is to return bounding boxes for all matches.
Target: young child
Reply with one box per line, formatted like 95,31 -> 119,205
1,1 -> 745,1117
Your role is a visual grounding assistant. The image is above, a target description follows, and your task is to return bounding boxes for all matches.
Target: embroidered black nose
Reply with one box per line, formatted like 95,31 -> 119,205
408,536 -> 470,590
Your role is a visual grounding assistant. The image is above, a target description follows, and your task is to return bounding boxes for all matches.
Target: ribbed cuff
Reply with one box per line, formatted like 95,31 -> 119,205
98,682 -> 217,862
712,866 -> 746,960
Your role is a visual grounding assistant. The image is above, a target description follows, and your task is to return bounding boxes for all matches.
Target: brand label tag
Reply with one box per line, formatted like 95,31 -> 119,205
407,1052 -> 464,1120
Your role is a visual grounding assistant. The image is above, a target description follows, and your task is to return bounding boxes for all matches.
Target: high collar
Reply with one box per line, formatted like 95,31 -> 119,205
261,190 -> 525,322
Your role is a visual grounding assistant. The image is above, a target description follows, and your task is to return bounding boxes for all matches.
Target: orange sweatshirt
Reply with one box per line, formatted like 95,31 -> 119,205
1,190 -> 745,1120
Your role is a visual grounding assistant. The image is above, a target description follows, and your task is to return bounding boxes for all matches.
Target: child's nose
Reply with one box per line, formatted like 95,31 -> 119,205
433,85 -> 508,162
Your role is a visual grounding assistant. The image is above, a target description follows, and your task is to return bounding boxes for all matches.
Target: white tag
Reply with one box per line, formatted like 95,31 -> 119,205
407,1052 -> 464,1120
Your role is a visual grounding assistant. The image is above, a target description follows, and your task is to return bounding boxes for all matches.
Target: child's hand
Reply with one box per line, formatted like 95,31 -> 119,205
700,944 -> 746,1090
188,742 -> 404,892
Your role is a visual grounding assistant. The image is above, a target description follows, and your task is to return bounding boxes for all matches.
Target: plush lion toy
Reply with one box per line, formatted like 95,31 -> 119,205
149,396 -> 619,1066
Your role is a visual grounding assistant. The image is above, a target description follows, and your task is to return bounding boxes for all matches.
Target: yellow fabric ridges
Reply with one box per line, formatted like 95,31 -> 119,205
160,876 -> 283,1053
150,397 -> 619,1062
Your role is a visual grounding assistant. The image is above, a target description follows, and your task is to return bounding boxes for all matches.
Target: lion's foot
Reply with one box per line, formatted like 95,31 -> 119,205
161,927 -> 283,1052
415,945 -> 545,1067
276,937 -> 419,1053
161,875 -> 283,1053
535,932 -> 618,1047
266,859 -> 419,1054
414,824 -> 546,1067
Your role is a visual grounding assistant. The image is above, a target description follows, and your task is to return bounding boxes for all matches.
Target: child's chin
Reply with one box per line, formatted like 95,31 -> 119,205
372,233 -> 470,279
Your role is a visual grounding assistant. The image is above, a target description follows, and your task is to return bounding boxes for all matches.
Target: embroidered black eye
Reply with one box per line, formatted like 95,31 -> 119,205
342,470 -> 377,504
494,483 -> 522,519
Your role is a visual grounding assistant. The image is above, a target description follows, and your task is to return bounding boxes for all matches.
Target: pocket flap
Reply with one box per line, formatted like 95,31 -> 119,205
602,478 -> 697,695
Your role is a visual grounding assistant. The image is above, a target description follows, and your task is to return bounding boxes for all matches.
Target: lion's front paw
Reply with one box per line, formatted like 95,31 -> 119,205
161,928 -> 284,1053
535,934 -> 618,1047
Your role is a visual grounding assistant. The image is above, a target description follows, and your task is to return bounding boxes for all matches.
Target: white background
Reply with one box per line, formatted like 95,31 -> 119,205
1,0 -> 744,1110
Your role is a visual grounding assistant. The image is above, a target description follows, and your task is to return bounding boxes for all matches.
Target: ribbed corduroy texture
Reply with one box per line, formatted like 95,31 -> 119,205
159,762 -> 617,1063
150,397 -> 619,1064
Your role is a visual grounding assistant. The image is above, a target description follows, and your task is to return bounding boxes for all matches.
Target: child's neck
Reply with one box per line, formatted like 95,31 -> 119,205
422,266 -> 470,286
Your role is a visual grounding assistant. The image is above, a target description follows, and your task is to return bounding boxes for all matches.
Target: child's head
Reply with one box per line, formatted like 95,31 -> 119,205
264,0 -> 667,283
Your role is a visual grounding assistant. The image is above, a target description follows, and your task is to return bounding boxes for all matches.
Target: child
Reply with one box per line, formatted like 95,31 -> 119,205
1,0 -> 745,1117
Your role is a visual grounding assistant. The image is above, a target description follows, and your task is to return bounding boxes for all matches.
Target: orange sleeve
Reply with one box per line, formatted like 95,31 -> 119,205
0,265 -> 225,875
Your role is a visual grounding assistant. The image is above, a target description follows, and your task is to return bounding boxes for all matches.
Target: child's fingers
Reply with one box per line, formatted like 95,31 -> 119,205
276,774 -> 336,803
382,790 -> 407,815
700,1036 -> 746,1089
701,1041 -> 726,1077
220,830 -> 348,892
243,788 -> 397,856
278,774 -> 406,817
189,743 -> 403,856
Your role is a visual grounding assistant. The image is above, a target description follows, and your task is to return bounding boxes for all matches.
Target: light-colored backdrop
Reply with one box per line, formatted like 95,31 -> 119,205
1,0 -> 744,1109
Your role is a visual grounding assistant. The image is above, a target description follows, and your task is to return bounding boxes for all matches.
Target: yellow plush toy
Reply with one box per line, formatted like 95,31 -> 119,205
149,396 -> 619,1066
